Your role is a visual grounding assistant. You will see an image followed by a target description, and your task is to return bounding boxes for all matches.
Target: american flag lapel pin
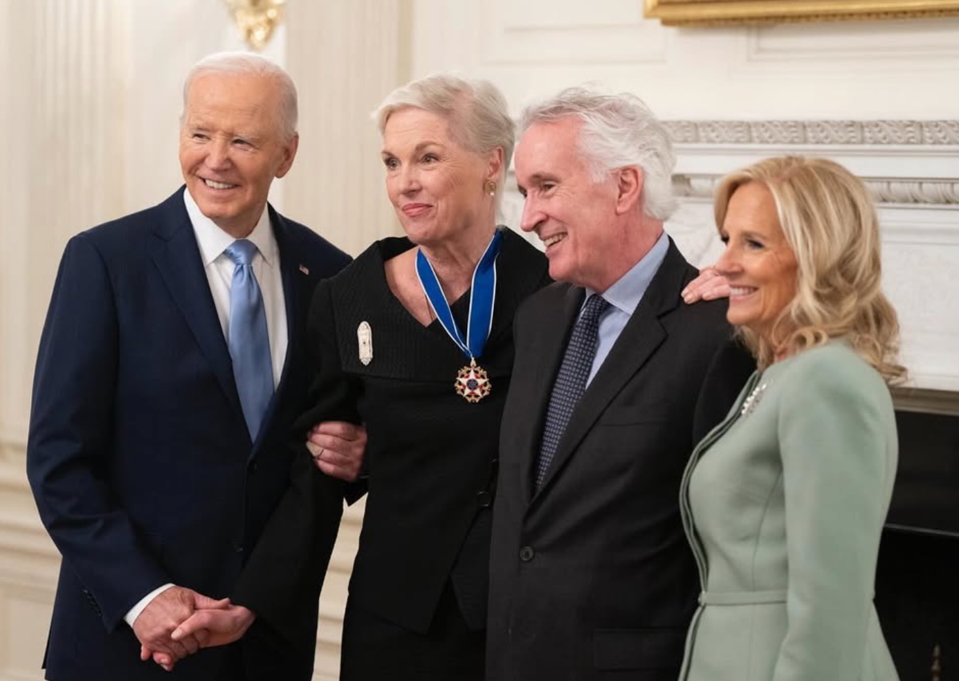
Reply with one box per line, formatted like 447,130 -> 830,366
298,264 -> 310,275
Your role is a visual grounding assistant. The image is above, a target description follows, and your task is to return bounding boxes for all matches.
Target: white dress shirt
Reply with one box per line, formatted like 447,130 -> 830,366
124,191 -> 288,627
185,190 -> 288,388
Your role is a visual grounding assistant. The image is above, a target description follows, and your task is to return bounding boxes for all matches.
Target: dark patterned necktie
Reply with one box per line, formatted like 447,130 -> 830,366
535,294 -> 610,489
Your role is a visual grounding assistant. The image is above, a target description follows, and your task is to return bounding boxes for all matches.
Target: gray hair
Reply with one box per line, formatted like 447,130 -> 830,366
182,51 -> 298,140
519,86 -> 677,220
373,74 -> 514,186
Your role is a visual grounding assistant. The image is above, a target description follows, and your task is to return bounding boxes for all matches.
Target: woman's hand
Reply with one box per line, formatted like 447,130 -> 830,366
682,267 -> 730,304
307,421 -> 368,482
148,603 -> 256,671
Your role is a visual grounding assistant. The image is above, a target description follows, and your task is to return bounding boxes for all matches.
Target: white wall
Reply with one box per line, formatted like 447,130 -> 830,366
410,0 -> 959,120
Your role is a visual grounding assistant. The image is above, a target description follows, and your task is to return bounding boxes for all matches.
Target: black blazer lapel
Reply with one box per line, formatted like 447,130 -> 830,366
150,189 -> 244,420
518,285 -> 583,504
533,241 -> 689,499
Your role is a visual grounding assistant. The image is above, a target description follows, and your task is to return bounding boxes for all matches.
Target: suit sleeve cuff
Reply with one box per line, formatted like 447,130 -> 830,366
124,583 -> 175,627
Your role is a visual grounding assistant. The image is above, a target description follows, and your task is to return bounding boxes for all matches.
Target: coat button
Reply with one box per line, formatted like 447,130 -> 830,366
476,491 -> 492,508
519,546 -> 535,562
234,543 -> 245,554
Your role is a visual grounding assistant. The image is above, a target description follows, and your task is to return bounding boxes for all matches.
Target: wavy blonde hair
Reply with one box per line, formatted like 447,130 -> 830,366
714,156 -> 905,383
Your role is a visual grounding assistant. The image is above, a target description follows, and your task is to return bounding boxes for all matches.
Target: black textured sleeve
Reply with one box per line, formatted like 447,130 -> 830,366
692,336 -> 756,443
233,279 -> 359,640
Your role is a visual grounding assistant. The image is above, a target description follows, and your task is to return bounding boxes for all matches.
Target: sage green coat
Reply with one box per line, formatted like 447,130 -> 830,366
679,342 -> 900,681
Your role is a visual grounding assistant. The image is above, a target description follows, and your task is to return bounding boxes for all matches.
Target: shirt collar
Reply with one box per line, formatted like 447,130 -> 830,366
183,189 -> 277,267
586,230 -> 669,315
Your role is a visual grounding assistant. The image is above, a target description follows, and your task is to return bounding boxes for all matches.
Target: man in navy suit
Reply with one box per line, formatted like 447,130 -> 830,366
26,52 -> 361,681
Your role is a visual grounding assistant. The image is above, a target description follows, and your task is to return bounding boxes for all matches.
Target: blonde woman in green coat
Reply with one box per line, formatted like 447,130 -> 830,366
678,156 -> 904,681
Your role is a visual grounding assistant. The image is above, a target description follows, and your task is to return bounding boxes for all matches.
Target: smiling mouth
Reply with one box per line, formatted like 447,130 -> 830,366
729,286 -> 757,297
542,233 -> 566,248
203,178 -> 237,190
402,204 -> 431,217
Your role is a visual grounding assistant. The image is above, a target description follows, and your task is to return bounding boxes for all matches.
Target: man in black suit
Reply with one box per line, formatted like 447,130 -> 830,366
486,87 -> 753,680
27,52 -> 362,681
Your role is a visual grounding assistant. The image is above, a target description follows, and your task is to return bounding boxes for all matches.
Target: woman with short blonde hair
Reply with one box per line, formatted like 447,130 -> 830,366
230,73 -> 547,680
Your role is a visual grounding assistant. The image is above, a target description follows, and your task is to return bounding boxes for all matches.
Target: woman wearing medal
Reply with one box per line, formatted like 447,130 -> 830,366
180,74 -> 550,680
322,74 -> 549,679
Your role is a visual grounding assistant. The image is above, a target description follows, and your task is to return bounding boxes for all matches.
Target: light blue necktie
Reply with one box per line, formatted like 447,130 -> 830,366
225,239 -> 274,440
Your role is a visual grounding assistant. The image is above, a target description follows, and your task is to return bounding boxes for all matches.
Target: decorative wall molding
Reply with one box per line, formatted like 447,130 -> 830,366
665,120 -> 959,145
667,121 -> 959,211
744,22 -> 959,65
659,117 -> 959,392
509,120 -> 959,211
673,174 -> 959,206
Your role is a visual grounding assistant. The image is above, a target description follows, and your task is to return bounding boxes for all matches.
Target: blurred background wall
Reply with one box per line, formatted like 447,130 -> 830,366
0,1 -> 955,679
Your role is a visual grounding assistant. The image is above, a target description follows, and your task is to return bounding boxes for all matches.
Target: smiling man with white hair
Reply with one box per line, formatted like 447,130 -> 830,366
486,86 -> 754,681
26,51 -> 360,681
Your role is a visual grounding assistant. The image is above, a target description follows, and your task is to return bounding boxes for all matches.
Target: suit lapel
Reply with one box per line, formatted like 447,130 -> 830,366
150,189 -> 244,419
532,241 -> 688,499
253,206 -> 308,456
518,285 -> 583,504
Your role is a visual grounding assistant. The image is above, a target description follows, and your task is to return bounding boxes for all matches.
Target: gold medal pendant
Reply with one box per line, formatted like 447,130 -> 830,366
455,358 -> 492,403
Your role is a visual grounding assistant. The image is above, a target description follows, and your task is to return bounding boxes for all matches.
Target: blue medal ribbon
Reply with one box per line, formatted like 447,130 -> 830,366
415,229 -> 503,362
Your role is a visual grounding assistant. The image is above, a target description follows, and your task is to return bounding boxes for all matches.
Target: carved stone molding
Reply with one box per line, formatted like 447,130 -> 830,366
664,119 -> 959,209
665,120 -> 959,146
673,174 -> 959,205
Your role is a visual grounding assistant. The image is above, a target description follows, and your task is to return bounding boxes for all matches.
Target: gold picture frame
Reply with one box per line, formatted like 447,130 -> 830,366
644,0 -> 958,26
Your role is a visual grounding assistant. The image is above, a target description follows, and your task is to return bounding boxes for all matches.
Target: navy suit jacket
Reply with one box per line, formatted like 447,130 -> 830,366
26,188 -> 350,681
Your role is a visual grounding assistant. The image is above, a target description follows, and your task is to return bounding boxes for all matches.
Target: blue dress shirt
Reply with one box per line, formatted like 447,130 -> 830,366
582,231 -> 669,386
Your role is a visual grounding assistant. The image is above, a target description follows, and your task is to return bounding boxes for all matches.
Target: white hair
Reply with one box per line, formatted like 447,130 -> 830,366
519,86 -> 677,220
182,51 -> 298,140
373,73 -> 514,187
